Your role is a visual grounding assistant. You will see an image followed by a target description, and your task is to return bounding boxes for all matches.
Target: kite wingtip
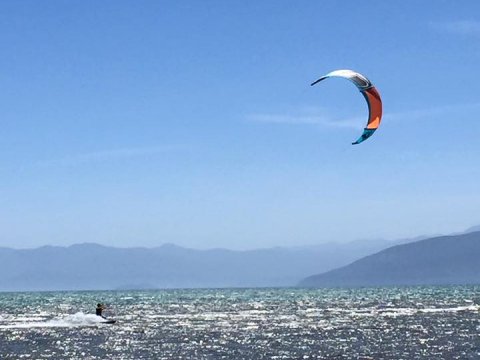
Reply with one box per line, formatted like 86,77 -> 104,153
310,77 -> 324,86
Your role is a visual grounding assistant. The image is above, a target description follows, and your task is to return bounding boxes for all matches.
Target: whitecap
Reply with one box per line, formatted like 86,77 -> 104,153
0,312 -> 112,329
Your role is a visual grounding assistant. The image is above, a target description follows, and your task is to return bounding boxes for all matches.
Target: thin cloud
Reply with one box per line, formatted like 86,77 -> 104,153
430,20 -> 480,36
247,109 -> 363,129
386,102 -> 480,122
36,145 -> 186,167
247,102 -> 480,130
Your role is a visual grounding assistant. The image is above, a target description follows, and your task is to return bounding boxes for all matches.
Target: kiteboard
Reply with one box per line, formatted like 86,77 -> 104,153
102,319 -> 116,324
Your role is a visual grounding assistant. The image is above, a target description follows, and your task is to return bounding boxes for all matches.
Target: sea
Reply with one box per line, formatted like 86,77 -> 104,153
1,286 -> 480,359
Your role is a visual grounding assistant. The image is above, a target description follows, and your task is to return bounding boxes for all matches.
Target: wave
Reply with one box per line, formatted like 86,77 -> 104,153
353,304 -> 480,317
0,312 -> 111,329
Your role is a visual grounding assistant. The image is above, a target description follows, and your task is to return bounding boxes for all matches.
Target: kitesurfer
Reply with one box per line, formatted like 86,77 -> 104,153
96,303 -> 106,318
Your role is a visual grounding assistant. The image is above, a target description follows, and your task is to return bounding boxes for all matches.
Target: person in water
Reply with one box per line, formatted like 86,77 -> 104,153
96,303 -> 106,318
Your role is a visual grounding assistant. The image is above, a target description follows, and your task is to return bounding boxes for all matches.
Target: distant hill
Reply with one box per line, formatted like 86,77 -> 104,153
465,225 -> 480,233
300,231 -> 480,287
0,239 -> 395,291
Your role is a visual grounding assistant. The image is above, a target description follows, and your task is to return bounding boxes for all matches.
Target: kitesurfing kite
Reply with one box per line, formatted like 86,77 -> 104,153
311,69 -> 382,145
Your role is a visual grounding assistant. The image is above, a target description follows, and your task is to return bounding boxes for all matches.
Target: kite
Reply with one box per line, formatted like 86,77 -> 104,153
311,69 -> 382,145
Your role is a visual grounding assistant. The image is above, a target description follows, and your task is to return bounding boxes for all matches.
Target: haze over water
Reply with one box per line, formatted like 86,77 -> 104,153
1,286 -> 480,359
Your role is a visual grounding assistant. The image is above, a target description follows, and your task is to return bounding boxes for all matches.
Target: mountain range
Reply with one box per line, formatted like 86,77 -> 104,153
300,231 -> 480,287
2,228 -> 479,291
0,238 -> 395,291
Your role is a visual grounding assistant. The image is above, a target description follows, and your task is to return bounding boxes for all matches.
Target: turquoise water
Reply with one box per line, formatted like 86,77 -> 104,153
1,286 -> 480,359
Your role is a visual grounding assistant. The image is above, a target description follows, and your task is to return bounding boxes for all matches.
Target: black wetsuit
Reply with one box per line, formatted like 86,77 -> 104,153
96,306 -> 105,317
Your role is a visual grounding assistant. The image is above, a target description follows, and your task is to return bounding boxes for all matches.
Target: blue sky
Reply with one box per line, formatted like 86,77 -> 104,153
1,1 -> 479,249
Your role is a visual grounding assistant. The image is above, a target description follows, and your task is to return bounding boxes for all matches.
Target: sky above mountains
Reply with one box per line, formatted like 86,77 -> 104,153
1,1 -> 479,249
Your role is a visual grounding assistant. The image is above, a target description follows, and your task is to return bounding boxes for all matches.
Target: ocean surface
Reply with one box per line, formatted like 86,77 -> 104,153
1,286 -> 480,359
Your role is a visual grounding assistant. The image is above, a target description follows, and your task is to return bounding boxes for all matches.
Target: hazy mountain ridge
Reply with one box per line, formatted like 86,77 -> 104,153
0,239 -> 396,291
2,227 -> 477,291
300,231 -> 480,287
